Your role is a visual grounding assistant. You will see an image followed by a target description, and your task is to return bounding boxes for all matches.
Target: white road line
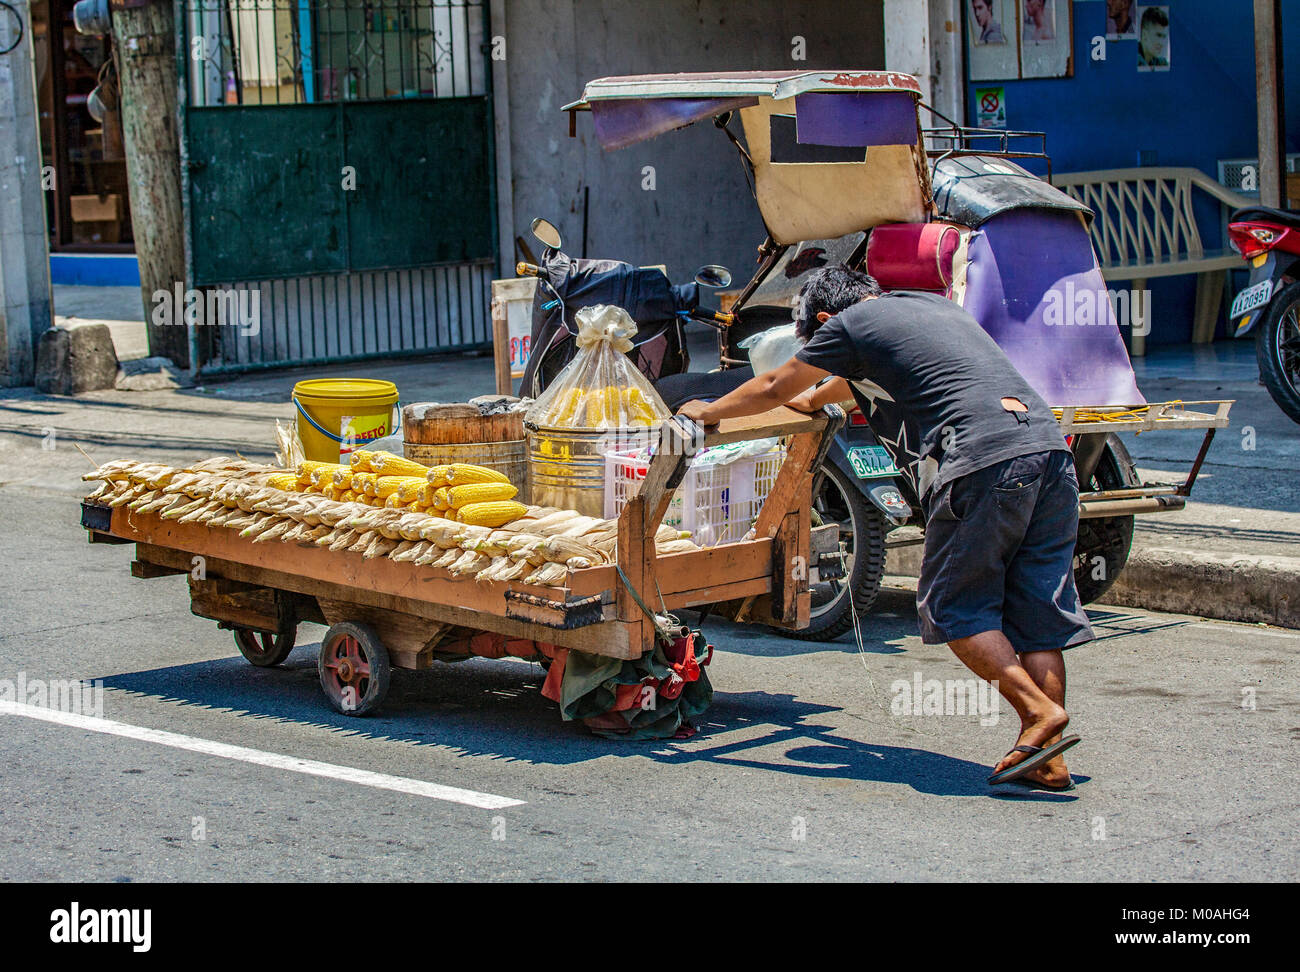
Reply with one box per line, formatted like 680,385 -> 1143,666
1,701 -> 524,810
1190,622 -> 1300,640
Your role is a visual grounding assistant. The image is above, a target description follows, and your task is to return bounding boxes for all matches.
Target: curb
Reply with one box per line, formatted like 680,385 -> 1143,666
1102,547 -> 1300,629
884,544 -> 1300,630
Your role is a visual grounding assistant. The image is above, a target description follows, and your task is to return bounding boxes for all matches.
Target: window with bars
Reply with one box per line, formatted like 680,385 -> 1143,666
185,0 -> 487,108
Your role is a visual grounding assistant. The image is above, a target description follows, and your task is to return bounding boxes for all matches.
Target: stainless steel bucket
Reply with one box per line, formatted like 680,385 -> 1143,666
525,425 -> 625,517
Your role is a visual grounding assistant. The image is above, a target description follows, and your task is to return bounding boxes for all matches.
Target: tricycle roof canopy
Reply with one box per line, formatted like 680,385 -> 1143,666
565,70 -> 930,244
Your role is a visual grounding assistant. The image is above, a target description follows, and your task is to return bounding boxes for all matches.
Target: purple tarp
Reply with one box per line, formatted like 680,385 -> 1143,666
959,208 -> 1145,407
590,96 -> 758,151
793,91 -> 918,147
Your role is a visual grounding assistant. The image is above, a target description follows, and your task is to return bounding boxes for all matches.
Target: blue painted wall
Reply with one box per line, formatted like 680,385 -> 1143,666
966,0 -> 1300,346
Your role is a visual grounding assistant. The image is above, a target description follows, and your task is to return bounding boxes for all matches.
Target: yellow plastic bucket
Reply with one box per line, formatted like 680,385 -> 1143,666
292,379 -> 399,463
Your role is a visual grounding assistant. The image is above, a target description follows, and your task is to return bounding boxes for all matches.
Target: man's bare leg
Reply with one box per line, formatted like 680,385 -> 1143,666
1018,649 -> 1072,787
948,630 -> 1069,779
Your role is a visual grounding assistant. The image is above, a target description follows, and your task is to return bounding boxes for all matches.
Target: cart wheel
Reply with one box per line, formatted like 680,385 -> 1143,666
233,627 -> 297,667
318,622 -> 391,716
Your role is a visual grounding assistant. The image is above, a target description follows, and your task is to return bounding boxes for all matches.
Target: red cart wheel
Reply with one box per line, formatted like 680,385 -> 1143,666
318,621 -> 391,716
233,627 -> 296,667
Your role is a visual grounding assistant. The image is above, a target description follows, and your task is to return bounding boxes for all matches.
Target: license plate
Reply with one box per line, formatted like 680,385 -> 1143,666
1230,279 -> 1274,319
847,445 -> 899,479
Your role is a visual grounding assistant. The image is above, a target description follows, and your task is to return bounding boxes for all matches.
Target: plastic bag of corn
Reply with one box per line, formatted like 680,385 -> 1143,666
523,305 -> 671,430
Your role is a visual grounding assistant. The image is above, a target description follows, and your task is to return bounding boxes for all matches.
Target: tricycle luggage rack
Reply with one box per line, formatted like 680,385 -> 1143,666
921,104 -> 1052,181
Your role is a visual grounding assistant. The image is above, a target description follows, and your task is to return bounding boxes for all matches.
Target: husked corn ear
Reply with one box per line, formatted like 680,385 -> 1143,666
369,452 -> 430,478
443,463 -> 510,486
349,450 -> 376,472
331,467 -> 354,489
447,482 -> 517,508
351,472 -> 379,495
266,473 -> 299,491
456,500 -> 527,527
430,486 -> 451,510
444,507 -> 459,522
340,489 -> 358,503
426,464 -> 452,486
396,479 -> 427,503
375,476 -> 425,500
296,460 -> 335,482
309,463 -> 348,487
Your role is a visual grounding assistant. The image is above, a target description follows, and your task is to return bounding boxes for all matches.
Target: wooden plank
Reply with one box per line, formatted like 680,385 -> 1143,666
131,559 -> 187,579
491,296 -> 512,395
116,508 -> 581,625
189,583 -> 281,634
752,429 -> 819,540
132,542 -> 641,660
704,406 -> 826,448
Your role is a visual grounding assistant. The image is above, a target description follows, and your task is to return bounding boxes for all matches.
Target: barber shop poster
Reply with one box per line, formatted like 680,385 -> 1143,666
966,0 -> 1073,81
1135,6 -> 1170,71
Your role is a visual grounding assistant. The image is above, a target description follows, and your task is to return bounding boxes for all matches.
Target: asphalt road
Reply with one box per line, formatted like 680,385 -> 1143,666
2,483 -> 1297,882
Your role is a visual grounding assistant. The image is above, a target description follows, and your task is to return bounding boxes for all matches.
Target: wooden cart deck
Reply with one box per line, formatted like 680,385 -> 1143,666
84,407 -> 841,668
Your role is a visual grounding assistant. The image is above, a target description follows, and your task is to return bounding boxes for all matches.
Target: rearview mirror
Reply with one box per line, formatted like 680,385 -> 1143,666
694,265 -> 732,288
531,217 -> 563,250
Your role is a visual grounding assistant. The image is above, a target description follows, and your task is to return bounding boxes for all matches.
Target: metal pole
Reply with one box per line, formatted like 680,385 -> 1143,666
1254,0 -> 1287,208
0,0 -> 54,386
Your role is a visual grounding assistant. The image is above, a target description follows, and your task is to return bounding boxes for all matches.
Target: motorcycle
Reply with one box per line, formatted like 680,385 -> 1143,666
1228,205 -> 1300,423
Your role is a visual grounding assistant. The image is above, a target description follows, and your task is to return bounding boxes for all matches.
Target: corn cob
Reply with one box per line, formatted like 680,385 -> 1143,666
331,467 -> 354,489
426,464 -> 452,487
430,486 -> 451,510
266,473 -> 299,491
446,482 -> 518,508
444,507 -> 459,522
442,463 -> 510,487
391,540 -> 430,563
525,562 -> 568,587
363,534 -> 398,560
456,500 -> 528,528
329,528 -> 359,551
369,452 -> 430,478
349,450 -> 376,472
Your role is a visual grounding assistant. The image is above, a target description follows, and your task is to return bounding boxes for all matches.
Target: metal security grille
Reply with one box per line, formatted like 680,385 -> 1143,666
179,1 -> 495,375
184,0 -> 486,107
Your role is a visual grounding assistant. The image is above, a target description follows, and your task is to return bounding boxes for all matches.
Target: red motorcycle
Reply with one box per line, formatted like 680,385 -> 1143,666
1228,206 -> 1300,423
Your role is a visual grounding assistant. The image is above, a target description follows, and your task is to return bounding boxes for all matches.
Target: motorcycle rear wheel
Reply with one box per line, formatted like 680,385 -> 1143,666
1255,281 -> 1300,424
777,462 -> 887,641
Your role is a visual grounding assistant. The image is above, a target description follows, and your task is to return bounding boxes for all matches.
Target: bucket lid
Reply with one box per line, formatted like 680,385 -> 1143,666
293,378 -> 398,401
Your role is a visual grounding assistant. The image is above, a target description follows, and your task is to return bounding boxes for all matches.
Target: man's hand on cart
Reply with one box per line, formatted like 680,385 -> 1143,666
675,358 -> 829,428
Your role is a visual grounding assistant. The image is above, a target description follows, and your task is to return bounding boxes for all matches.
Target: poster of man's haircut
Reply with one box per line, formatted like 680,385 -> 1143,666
1136,6 -> 1171,71
1107,0 -> 1139,40
967,0 -> 1020,80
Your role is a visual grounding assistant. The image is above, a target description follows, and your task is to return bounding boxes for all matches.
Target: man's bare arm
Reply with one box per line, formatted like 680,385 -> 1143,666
788,377 -> 854,413
677,358 -> 830,426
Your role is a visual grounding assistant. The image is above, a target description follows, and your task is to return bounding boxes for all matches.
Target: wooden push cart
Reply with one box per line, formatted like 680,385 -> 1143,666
82,408 -> 845,716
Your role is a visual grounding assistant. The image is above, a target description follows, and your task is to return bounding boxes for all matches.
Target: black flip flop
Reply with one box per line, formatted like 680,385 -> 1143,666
987,735 -> 1081,786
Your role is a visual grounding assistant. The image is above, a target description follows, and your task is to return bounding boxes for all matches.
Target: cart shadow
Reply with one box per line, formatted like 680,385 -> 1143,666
96,641 -> 1075,798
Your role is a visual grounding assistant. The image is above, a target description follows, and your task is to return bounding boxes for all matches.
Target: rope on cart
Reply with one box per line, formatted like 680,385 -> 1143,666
616,564 -> 680,647
1052,400 -> 1184,424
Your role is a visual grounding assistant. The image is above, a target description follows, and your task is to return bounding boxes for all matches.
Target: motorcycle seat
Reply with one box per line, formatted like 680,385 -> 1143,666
1230,205 -> 1300,229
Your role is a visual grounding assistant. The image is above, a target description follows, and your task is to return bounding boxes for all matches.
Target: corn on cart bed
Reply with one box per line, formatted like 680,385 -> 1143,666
80,408 -> 843,724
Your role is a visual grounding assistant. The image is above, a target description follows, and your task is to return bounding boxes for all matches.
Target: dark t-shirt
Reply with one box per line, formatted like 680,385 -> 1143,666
795,291 -> 1067,502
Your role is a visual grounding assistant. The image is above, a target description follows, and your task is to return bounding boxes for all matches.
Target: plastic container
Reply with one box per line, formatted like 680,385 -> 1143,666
603,442 -> 787,546
292,379 -> 399,464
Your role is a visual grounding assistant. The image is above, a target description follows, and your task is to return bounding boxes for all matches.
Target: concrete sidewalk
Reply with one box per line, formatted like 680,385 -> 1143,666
3,307 -> 1297,629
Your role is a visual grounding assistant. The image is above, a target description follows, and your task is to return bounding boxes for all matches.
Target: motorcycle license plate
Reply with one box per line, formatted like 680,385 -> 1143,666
847,445 -> 899,479
1230,278 -> 1274,319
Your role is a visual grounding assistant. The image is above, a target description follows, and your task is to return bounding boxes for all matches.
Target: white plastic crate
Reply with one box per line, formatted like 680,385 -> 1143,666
603,441 -> 786,546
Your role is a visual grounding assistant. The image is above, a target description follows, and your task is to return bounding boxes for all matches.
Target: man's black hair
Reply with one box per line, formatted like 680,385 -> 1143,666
794,265 -> 883,340
1140,5 -> 1167,28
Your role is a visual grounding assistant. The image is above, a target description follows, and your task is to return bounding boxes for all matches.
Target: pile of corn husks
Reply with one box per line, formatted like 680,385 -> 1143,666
83,457 -> 698,587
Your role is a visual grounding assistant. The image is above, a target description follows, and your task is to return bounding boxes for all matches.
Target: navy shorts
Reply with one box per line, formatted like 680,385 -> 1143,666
916,449 -> 1094,652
